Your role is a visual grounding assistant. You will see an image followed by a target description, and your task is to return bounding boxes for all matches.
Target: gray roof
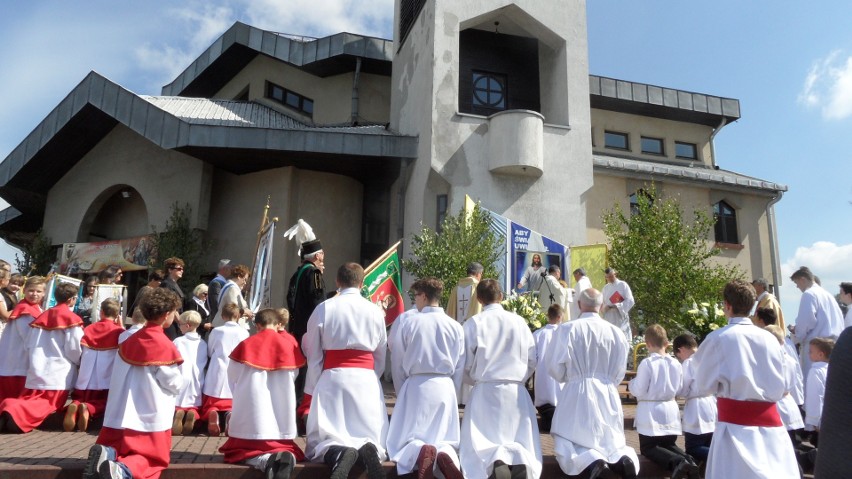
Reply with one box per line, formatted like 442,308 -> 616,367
161,22 -> 394,97
589,75 -> 740,127
143,96 -> 397,135
0,71 -> 417,223
593,154 -> 787,194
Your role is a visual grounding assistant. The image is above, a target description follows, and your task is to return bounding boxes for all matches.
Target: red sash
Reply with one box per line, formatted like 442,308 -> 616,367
323,349 -> 374,370
717,397 -> 783,427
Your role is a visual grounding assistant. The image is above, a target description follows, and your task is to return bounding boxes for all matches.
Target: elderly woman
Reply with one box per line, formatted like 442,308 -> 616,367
210,264 -> 254,331
185,283 -> 211,339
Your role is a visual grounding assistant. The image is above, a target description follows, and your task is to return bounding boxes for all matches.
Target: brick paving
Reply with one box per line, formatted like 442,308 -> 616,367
0,383 -> 812,479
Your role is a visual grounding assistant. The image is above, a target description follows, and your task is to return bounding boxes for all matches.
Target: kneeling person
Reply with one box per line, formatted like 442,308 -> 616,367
219,309 -> 306,478
387,278 -> 464,479
84,288 -> 184,479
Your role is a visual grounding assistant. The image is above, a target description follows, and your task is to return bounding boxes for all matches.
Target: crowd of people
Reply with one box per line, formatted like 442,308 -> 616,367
0,239 -> 849,479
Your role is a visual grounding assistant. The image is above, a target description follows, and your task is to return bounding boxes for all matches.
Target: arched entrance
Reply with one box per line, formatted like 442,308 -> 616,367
78,185 -> 149,242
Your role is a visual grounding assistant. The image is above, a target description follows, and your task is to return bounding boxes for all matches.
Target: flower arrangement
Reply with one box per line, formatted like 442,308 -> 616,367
684,301 -> 727,340
502,292 -> 546,332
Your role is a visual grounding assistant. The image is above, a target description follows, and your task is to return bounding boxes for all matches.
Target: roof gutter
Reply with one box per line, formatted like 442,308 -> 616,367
708,117 -> 728,168
766,190 -> 784,301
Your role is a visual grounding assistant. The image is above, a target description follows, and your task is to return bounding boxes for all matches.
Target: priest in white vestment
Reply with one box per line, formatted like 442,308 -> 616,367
547,288 -> 639,478
459,279 -> 542,479
789,267 -> 844,377
693,280 -> 798,479
537,266 -> 569,313
302,263 -> 388,479
601,268 -> 635,341
569,268 -> 592,322
446,262 -> 483,323
387,278 -> 465,479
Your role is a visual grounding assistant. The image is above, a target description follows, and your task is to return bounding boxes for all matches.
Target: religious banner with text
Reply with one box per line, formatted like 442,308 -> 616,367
362,242 -> 404,327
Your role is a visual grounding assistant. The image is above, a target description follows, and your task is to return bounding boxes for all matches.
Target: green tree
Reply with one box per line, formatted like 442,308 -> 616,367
403,203 -> 502,307
149,203 -> 212,294
15,229 -> 56,275
602,186 -> 742,339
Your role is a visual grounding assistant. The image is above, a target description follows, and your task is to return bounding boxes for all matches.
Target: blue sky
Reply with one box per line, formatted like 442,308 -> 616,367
0,1 -> 849,316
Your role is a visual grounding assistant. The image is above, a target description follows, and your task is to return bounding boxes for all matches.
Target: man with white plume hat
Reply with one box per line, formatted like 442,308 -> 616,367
285,219 -> 326,419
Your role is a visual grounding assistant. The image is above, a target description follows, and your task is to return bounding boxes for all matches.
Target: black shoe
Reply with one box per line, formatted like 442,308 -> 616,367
266,451 -> 296,479
672,458 -> 700,479
509,464 -> 527,479
615,455 -> 636,479
326,447 -> 358,479
586,460 -> 611,479
490,460 -> 511,479
358,442 -> 385,479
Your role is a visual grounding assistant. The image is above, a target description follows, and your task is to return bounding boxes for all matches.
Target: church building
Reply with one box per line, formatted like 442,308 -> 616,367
0,0 -> 786,306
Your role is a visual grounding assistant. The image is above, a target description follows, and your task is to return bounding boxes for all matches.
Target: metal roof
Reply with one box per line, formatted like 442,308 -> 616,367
0,71 -> 418,227
143,96 -> 397,136
589,75 -> 740,127
593,154 -> 787,194
161,22 -> 394,97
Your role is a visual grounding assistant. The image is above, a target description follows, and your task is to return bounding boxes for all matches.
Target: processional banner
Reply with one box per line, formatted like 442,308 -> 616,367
362,242 -> 404,326
249,221 -> 275,312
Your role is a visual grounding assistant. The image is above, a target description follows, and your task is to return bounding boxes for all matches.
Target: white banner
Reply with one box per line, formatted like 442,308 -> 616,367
249,221 -> 275,312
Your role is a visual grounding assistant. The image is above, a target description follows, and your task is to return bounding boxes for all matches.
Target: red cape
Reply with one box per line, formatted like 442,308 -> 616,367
9,299 -> 42,320
230,329 -> 306,371
118,323 -> 183,366
30,303 -> 83,330
81,321 -> 125,350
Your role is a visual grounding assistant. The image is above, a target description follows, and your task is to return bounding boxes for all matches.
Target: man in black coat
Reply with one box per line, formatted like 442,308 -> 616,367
159,256 -> 185,340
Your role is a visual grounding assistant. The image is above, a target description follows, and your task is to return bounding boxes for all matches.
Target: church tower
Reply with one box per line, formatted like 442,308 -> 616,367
390,0 -> 593,248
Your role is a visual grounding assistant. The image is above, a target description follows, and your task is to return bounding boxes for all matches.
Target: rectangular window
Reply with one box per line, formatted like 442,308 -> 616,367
265,81 -> 314,118
604,131 -> 629,150
675,141 -> 698,160
641,136 -> 664,155
436,194 -> 448,232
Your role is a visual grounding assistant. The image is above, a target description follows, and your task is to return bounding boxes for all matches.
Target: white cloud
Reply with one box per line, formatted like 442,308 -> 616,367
239,0 -> 394,39
779,241 -> 852,321
798,50 -> 852,120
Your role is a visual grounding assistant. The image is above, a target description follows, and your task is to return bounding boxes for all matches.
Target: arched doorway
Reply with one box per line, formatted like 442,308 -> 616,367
78,185 -> 149,242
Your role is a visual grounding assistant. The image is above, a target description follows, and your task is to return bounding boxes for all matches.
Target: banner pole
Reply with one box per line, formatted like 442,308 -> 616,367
364,240 -> 401,276
247,197 -> 278,300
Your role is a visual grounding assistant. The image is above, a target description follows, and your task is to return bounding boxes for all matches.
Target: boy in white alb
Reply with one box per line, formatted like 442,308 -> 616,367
0,282 -> 83,433
629,325 -> 697,478
460,279 -> 541,479
532,304 -> 564,433
387,278 -> 465,479
172,310 -> 208,436
763,325 -> 806,467
66,298 -> 125,432
84,288 -> 184,479
0,276 -> 45,402
673,333 -> 715,465
119,310 -> 146,344
219,309 -> 306,479
803,337 -> 833,464
693,280 -> 798,478
202,303 -> 249,436
302,263 -> 388,479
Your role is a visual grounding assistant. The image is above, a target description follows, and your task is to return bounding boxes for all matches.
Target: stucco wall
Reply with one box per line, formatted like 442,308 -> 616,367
213,54 -> 391,125
392,0 -> 593,253
204,166 -> 363,308
43,125 -> 211,244
585,171 -> 777,280
591,109 -> 714,165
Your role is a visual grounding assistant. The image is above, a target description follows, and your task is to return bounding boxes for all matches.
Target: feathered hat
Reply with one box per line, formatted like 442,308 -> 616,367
283,219 -> 322,257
